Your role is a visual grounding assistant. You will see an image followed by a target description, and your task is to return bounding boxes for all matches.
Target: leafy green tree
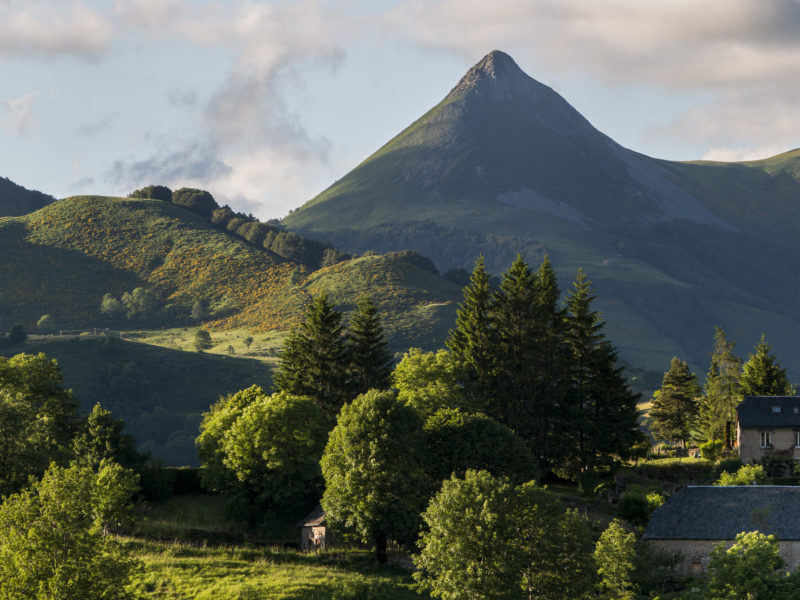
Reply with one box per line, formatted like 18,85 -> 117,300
696,326 -> 742,448
617,484 -> 665,527
414,470 -> 520,600
562,270 -> 642,474
740,333 -> 793,396
393,348 -> 465,419
221,391 -> 327,508
704,531 -> 796,600
446,254 -> 494,411
515,481 -> 596,600
414,470 -> 595,600
122,287 -> 159,319
36,313 -> 56,334
194,328 -> 212,351
649,357 -> 700,448
191,299 -> 208,320
243,335 -> 254,351
0,462 -> 140,600
196,385 -> 266,492
321,390 -> 428,563
0,353 -> 80,495
171,187 -> 219,219
715,464 -> 766,486
100,293 -> 124,319
346,297 -> 392,396
423,408 -> 537,486
128,184 -> 172,201
274,293 -> 350,420
71,403 -> 143,470
594,519 -> 637,600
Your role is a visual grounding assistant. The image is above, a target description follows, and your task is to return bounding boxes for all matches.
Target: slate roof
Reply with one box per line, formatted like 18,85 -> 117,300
296,505 -> 326,527
644,486 -> 800,540
737,396 -> 800,428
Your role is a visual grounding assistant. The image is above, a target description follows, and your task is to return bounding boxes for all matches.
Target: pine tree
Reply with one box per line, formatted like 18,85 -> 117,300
346,297 -> 392,397
446,255 -> 493,411
564,270 -> 641,472
696,326 -> 741,448
649,357 -> 700,448
273,293 -> 349,421
740,333 -> 793,397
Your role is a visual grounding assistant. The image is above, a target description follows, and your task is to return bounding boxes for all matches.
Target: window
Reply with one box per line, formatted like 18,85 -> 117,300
795,431 -> 800,448
761,431 -> 773,448
772,405 -> 782,413
690,562 -> 703,576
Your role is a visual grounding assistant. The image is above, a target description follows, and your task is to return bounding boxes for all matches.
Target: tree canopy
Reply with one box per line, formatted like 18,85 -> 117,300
0,461 -> 140,600
740,333 -> 793,397
649,357 -> 700,448
320,389 -> 428,563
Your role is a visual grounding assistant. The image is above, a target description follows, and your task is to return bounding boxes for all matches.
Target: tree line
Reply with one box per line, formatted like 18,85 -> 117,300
649,327 -> 793,450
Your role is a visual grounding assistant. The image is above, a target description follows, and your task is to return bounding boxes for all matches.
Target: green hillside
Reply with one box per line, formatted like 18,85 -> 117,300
0,195 -> 460,346
0,176 -> 54,217
283,51 -> 800,380
1,335 -> 273,465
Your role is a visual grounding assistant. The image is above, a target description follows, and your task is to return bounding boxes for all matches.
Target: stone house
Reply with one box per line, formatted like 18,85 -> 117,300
297,505 -> 331,550
737,395 -> 800,468
643,486 -> 800,574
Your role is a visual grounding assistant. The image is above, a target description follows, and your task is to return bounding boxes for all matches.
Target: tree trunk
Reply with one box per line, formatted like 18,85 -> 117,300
375,531 -> 387,563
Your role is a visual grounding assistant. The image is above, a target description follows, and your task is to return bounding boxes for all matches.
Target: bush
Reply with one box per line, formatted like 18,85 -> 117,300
715,457 -> 743,478
700,439 -> 724,461
129,185 -> 172,201
715,464 -> 766,486
618,484 -> 665,527
36,314 -> 56,334
194,329 -> 212,352
8,324 -> 26,345
171,188 -> 218,219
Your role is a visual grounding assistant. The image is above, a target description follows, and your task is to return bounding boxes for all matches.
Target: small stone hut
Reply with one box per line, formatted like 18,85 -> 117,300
644,486 -> 800,575
297,505 -> 330,550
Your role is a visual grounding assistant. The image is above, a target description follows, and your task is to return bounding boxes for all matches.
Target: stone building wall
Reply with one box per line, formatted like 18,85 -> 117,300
648,539 -> 800,575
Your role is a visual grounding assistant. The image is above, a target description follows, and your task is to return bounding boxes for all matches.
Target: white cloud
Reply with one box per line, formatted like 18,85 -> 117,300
3,92 -> 39,134
0,1 -> 111,59
701,145 -> 790,163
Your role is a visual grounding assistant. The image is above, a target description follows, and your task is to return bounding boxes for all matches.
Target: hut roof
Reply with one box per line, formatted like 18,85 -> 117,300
297,505 -> 326,527
644,486 -> 800,540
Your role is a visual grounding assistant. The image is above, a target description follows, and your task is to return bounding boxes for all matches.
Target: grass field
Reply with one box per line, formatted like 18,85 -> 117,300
126,494 -> 426,600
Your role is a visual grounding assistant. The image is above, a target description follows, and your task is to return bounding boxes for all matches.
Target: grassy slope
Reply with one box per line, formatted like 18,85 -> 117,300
126,494 -> 425,600
2,335 -> 274,465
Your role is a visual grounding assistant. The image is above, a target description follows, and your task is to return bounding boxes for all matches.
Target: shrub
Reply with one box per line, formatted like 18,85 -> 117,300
36,314 -> 56,333
171,188 -> 218,219
618,484 -> 665,527
715,457 -> 743,478
715,464 -> 766,486
700,439 -> 724,461
194,329 -> 212,352
8,324 -> 26,345
128,185 -> 172,201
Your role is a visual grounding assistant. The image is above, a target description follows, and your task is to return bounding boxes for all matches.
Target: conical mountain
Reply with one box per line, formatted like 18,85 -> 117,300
285,51 -> 800,381
286,50 -> 730,232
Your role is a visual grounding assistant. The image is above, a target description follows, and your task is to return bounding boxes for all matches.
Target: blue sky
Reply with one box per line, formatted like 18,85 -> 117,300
2,0 -> 799,219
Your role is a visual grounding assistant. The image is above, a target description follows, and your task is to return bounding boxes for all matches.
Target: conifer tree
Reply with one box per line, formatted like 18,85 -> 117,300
649,357 -> 700,448
564,270 -> 641,472
273,293 -> 349,421
346,297 -> 392,397
739,333 -> 793,397
446,255 -> 494,410
695,326 -> 741,448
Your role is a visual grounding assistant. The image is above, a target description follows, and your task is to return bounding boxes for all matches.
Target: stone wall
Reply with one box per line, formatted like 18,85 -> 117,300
648,539 -> 800,574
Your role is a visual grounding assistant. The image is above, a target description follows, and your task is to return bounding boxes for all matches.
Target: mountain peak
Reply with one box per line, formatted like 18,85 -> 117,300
446,50 -> 541,102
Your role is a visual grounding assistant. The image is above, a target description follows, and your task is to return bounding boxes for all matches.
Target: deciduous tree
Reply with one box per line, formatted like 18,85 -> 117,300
321,389 -> 428,563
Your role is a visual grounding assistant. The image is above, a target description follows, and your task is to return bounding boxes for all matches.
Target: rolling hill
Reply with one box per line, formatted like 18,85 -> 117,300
0,194 -> 461,347
284,50 -> 800,380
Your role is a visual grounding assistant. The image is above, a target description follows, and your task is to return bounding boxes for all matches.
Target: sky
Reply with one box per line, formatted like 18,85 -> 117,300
2,0 -> 800,220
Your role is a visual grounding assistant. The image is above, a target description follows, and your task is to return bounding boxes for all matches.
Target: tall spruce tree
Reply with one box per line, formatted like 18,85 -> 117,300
696,326 -> 741,448
346,297 -> 392,397
563,270 -> 641,472
649,357 -> 700,448
739,333 -> 793,397
489,254 -> 569,469
273,293 -> 349,421
446,255 -> 493,411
